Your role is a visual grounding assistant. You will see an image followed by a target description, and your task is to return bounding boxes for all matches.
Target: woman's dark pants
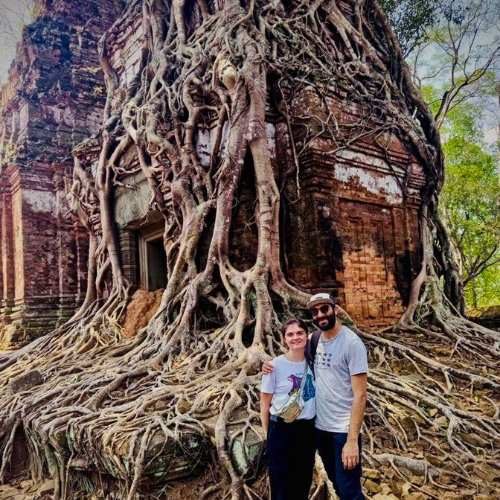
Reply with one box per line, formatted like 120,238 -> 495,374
267,416 -> 316,500
316,429 -> 364,500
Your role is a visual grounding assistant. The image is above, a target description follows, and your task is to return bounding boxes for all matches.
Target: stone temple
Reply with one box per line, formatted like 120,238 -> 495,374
0,0 -> 123,347
0,0 -> 426,347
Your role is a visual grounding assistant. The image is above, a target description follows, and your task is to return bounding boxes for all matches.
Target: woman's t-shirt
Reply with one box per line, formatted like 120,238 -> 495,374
261,355 -> 316,420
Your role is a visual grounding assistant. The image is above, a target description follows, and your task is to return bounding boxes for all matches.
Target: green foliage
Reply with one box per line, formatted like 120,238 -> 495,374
466,263 -> 500,310
379,0 -> 442,55
434,96 -> 500,309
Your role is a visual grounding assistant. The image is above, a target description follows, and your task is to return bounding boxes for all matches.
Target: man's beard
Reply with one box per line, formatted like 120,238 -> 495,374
313,313 -> 336,331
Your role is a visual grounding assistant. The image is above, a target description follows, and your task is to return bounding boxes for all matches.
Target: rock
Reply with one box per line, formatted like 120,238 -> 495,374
217,59 -> 237,90
364,478 -> 382,494
468,304 -> 500,329
9,370 -> 43,394
372,494 -> 399,500
230,428 -> 265,478
69,457 -> 90,470
37,479 -> 55,496
460,432 -> 487,447
121,288 -> 163,337
380,484 -> 393,494
364,467 -> 381,479
442,492 -> 476,499
401,483 -> 431,499
403,493 -> 428,500
115,172 -> 153,228
401,482 -> 412,496
401,416 -> 417,439
433,416 -> 448,429
409,474 -> 425,486
472,463 -> 499,482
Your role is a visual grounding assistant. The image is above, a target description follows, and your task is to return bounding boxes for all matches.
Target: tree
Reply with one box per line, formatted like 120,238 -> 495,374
0,1 -> 498,499
379,0 -> 443,56
436,100 -> 499,307
412,0 -> 499,310
401,0 -> 500,313
412,0 -> 499,130
468,264 -> 500,309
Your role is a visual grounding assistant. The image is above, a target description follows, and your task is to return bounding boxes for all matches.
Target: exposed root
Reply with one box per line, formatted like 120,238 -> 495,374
1,1 -> 498,499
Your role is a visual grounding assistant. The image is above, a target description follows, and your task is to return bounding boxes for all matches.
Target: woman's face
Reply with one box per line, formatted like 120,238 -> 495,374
283,323 -> 307,351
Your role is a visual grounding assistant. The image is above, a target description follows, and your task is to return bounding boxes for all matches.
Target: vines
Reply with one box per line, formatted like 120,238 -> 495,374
0,1 -> 498,499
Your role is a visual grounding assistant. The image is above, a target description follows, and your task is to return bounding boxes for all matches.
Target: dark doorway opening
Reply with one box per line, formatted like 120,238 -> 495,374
146,237 -> 167,291
136,222 -> 168,291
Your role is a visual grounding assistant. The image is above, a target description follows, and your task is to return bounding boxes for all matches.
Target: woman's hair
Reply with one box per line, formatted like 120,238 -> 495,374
281,318 -> 308,340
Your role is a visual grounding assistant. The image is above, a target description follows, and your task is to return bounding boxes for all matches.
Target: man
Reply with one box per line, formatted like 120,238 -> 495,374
263,292 -> 368,499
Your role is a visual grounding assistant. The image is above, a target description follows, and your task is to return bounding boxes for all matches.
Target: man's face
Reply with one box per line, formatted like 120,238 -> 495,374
310,303 -> 336,331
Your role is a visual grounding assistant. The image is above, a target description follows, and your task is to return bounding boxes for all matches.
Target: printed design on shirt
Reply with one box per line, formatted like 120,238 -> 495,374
287,372 -> 315,402
303,373 -> 315,401
314,351 -> 333,369
288,374 -> 302,393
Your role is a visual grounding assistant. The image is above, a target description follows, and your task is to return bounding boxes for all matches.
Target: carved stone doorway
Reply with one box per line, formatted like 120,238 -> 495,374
138,224 -> 167,291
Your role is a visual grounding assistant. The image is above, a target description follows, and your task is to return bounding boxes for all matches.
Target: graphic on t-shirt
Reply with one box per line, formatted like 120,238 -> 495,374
315,351 -> 333,369
287,372 -> 315,402
288,374 -> 302,392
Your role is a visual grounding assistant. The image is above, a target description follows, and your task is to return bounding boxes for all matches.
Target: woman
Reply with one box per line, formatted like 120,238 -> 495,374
260,318 -> 316,500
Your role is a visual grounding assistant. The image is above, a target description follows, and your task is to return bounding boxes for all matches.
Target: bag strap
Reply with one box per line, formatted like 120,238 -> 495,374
306,330 -> 321,373
298,360 -> 308,392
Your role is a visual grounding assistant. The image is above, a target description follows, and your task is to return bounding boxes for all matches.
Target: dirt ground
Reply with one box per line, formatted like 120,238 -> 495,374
2,471 -> 498,500
0,470 -> 216,500
0,478 -> 53,500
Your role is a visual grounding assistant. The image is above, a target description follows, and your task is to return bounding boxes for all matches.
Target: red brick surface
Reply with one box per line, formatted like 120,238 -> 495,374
1,2 -> 428,342
0,1 -> 122,346
281,89 -> 425,326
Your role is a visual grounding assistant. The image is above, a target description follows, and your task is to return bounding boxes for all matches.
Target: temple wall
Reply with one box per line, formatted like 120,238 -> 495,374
0,0 -> 428,342
0,0 -> 123,347
98,47 -> 426,327
282,89 -> 425,325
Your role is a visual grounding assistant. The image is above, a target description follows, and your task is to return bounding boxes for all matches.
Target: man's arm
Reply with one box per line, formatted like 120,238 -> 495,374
342,373 -> 367,470
262,360 -> 274,374
260,392 -> 273,435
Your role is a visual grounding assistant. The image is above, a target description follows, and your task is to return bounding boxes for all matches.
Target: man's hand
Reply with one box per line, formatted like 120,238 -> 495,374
342,438 -> 359,470
262,360 -> 274,374
343,373 -> 366,470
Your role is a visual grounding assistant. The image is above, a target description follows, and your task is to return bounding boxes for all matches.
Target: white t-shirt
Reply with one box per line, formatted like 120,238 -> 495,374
261,355 -> 316,420
314,326 -> 368,432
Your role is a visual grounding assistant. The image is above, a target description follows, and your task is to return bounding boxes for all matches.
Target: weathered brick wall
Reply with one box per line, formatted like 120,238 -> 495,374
0,0 -> 124,347
282,90 -> 425,326
80,10 -> 427,328
4,1 -> 428,339
0,168 -> 16,307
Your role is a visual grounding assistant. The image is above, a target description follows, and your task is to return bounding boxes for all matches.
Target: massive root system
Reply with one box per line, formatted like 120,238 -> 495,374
0,1 -> 498,498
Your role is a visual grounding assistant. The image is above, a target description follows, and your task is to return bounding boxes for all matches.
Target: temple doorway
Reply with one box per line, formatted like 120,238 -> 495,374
138,224 -> 167,291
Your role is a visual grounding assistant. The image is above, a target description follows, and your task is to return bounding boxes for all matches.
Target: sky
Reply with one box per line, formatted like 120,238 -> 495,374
0,0 -> 33,85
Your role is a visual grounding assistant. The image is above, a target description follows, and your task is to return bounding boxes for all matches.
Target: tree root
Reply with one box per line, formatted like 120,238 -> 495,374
1,1 -> 498,499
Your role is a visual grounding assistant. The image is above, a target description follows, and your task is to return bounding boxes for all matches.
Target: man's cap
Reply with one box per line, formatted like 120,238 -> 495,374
308,292 -> 335,309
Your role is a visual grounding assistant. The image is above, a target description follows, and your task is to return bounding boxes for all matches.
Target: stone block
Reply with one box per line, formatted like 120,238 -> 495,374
9,369 -> 43,394
230,428 -> 266,478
